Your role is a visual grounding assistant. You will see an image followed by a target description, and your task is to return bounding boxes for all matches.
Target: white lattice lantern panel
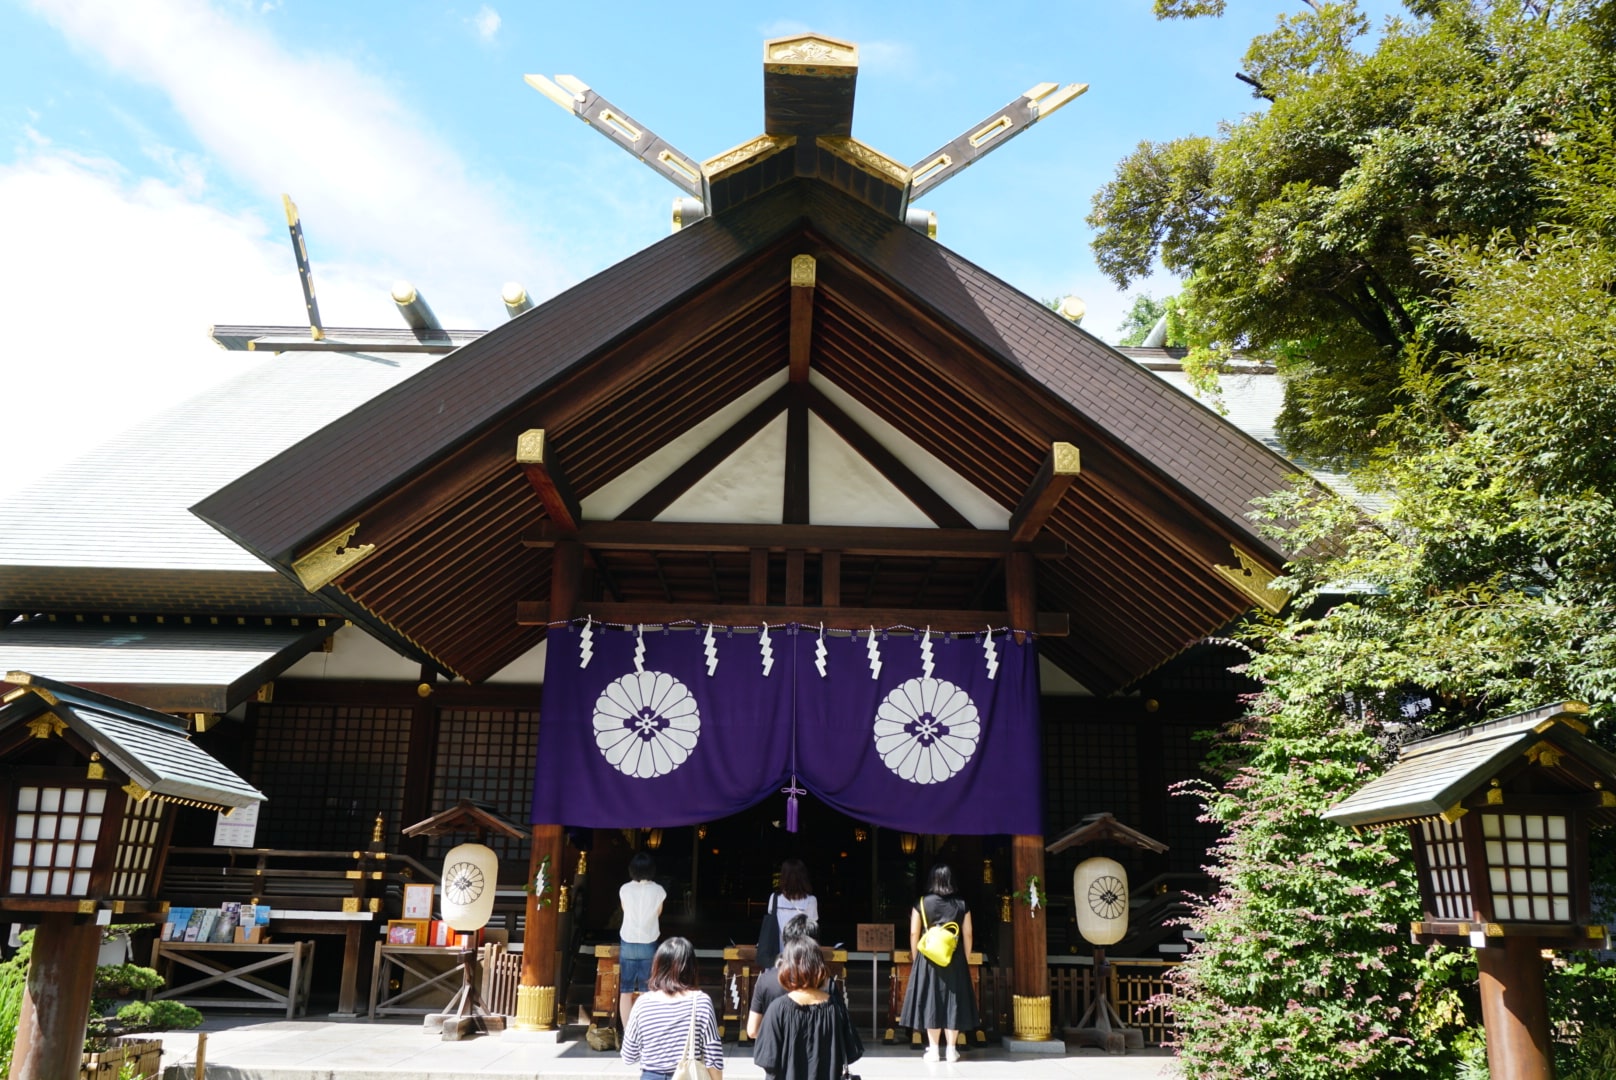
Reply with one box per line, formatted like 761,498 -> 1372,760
441,842 -> 499,931
1481,813 -> 1572,923
9,785 -> 105,897
1073,857 -> 1129,947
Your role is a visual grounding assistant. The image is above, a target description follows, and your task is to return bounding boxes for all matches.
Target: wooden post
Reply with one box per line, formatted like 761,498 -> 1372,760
1477,938 -> 1553,1080
8,912 -> 101,1080
516,823 -> 566,1031
1010,834 -> 1053,1043
515,537 -> 582,1033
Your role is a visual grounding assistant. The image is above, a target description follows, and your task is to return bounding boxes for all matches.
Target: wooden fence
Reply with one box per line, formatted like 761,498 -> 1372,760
483,947 -> 1176,1046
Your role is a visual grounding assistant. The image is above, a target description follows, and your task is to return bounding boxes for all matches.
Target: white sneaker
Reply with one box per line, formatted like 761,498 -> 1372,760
945,1045 -> 961,1062
922,1046 -> 939,1062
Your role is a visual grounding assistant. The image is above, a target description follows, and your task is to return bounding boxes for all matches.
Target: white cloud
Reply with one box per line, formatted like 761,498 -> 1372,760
25,0 -> 566,326
471,5 -> 501,42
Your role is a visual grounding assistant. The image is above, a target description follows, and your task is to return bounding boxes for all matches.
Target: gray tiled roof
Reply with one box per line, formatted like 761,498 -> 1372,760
0,621 -> 330,712
0,351 -> 440,573
0,673 -> 263,811
1324,703 -> 1613,828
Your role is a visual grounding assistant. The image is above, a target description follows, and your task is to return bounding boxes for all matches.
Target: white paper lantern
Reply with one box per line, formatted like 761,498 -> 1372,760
1073,857 -> 1129,947
441,843 -> 499,932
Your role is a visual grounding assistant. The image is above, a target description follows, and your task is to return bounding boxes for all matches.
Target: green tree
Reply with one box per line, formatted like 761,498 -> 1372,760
1115,293 -> 1168,345
1089,0 -> 1616,466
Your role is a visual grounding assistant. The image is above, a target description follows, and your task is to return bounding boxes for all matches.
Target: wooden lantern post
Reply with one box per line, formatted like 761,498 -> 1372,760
0,673 -> 263,1080
1326,701 -> 1615,1080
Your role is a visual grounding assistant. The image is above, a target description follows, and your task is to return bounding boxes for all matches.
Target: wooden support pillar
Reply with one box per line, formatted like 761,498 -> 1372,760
749,548 -> 769,606
1010,834 -> 1053,1043
1478,938 -> 1554,1080
515,537 -> 583,1033
516,823 -> 567,1031
9,912 -> 102,1080
1005,550 -> 1036,643
820,550 -> 841,607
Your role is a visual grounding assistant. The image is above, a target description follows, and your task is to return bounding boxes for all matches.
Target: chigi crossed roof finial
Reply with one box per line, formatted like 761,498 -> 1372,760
526,33 -> 1087,233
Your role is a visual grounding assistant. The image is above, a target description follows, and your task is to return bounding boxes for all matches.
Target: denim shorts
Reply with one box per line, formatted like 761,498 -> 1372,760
620,940 -> 656,992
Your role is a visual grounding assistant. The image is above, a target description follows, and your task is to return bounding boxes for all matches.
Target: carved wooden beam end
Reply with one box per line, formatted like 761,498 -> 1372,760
516,429 -> 581,533
1009,441 -> 1081,544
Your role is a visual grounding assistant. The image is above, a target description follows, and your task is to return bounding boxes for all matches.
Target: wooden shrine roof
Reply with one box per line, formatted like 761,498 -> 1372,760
194,178 -> 1306,694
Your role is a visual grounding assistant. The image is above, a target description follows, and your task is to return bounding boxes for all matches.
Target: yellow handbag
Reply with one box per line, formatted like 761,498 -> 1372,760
916,900 -> 960,966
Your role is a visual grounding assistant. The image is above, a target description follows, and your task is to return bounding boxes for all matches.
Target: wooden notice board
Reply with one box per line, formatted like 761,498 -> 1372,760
857,923 -> 895,952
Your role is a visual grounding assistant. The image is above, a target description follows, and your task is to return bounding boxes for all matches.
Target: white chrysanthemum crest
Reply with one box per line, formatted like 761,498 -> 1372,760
866,626 -> 882,680
703,623 -> 719,676
760,622 -> 774,676
815,623 -> 828,678
579,615 -> 595,668
920,626 -> 934,679
872,677 -> 981,784
592,671 -> 702,778
633,624 -> 646,674
983,625 -> 999,681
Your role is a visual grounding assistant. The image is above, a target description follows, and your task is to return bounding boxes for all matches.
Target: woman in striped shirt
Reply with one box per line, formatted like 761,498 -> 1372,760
620,936 -> 723,1080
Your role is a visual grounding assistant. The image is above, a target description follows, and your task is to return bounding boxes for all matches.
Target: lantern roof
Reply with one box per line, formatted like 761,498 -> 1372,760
402,798 -> 526,841
1324,701 -> 1615,830
1046,811 -> 1168,855
0,671 -> 264,813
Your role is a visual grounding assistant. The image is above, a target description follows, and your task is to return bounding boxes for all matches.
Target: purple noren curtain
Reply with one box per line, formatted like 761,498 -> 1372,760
531,623 -> 1042,835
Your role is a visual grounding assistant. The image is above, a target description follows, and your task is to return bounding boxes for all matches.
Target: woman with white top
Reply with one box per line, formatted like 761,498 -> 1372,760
757,858 -> 818,967
619,851 -> 666,1028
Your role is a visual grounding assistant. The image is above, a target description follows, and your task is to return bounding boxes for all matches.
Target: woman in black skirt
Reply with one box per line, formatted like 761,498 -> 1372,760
899,862 -> 977,1062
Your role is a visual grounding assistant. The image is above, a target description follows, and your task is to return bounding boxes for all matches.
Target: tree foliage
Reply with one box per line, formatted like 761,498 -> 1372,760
1090,0 -> 1616,467
1142,7 -> 1616,1078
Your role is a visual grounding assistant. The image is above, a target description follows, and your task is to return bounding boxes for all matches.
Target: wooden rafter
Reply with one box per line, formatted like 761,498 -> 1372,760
802,383 -> 971,529
618,385 -> 791,521
1009,441 -> 1081,543
522,520 -> 1065,558
516,600 -> 1068,636
515,429 -> 581,532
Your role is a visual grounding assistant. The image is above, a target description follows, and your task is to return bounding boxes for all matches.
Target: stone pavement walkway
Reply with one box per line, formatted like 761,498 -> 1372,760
152,1017 -> 1181,1080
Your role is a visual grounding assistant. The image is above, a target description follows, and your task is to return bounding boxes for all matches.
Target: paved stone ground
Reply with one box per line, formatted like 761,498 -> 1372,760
152,1017 -> 1181,1080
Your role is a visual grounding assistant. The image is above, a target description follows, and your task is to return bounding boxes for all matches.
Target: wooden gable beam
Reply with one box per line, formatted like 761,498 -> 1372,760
619,386 -> 791,521
1009,442 -> 1081,543
802,384 -> 971,529
516,429 -> 581,533
789,255 -> 816,383
522,519 -> 1066,559
784,256 -> 816,525
517,600 -> 1068,637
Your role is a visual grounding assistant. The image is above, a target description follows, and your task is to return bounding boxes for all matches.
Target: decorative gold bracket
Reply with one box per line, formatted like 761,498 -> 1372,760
1213,545 -> 1289,614
293,521 -> 376,591
26,711 -> 66,740
1440,804 -> 1468,824
790,255 -> 817,288
1526,742 -> 1565,769
123,782 -> 150,803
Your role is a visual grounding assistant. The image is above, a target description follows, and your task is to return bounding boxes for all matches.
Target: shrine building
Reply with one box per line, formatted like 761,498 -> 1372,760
0,35 -> 1303,1042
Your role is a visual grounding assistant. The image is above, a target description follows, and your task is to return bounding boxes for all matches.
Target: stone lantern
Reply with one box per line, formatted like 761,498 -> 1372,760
0,672 -> 262,1080
1325,700 -> 1613,1080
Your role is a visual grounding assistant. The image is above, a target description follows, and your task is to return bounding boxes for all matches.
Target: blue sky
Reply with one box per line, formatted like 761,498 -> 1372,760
2,0 -> 1406,492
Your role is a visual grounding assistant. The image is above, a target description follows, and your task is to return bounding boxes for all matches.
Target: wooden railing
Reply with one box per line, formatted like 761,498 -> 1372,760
979,960 -> 1176,1046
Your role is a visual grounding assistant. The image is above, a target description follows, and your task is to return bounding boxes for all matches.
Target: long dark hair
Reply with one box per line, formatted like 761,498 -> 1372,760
628,852 -> 655,882
777,938 -> 828,993
646,936 -> 700,993
779,857 -> 812,900
926,862 -> 955,897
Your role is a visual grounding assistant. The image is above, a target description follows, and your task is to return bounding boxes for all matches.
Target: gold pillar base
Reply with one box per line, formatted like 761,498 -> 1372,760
1012,994 -> 1052,1041
514,984 -> 557,1031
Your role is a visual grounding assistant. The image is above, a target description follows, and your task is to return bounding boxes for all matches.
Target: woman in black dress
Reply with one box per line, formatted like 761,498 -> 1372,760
899,862 -> 977,1062
753,938 -> 863,1080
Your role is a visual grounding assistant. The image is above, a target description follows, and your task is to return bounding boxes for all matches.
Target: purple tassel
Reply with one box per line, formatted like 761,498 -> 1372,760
783,778 -> 806,833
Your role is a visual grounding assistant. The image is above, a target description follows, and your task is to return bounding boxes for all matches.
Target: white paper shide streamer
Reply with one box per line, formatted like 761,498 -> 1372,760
703,623 -> 719,676
760,622 -> 774,677
633,624 -> 646,674
983,626 -> 999,681
866,627 -> 882,680
815,624 -> 828,678
920,627 -> 934,679
579,615 -> 595,669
